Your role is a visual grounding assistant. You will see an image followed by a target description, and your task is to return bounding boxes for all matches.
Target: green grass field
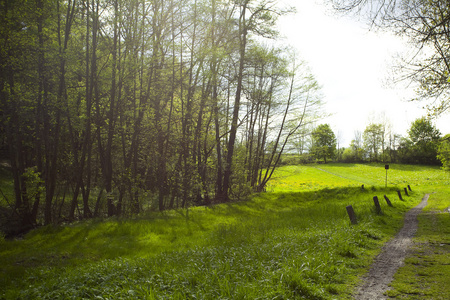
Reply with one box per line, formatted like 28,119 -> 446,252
0,163 -> 449,299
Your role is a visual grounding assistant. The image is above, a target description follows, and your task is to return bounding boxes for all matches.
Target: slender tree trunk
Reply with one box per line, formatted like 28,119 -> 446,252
104,0 -> 119,216
220,2 -> 248,202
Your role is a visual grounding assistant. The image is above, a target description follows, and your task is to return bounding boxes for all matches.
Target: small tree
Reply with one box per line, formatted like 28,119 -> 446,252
311,124 -> 336,163
407,117 -> 441,165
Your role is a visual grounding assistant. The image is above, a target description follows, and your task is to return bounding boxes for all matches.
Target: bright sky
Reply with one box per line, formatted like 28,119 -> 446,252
277,0 -> 450,147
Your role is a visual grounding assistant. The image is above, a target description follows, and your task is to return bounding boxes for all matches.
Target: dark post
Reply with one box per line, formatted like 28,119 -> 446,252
361,184 -> 364,190
404,187 -> 409,196
346,205 -> 357,224
373,196 -> 382,214
407,185 -> 412,191
385,165 -> 389,188
384,195 -> 393,207
397,190 -> 403,201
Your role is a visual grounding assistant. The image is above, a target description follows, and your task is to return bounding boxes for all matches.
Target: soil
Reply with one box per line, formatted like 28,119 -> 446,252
353,194 -> 430,300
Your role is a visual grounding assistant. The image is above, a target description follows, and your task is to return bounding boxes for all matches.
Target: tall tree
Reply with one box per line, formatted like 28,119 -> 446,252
311,124 -> 336,163
220,0 -> 286,201
407,117 -> 441,164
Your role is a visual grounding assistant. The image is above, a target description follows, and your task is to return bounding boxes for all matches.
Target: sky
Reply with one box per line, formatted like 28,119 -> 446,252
276,0 -> 450,147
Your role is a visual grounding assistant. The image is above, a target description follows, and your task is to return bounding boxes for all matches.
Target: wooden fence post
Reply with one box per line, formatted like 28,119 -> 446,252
397,190 -> 403,201
346,205 -> 357,224
373,196 -> 382,214
408,185 -> 412,191
384,195 -> 393,207
404,187 -> 409,196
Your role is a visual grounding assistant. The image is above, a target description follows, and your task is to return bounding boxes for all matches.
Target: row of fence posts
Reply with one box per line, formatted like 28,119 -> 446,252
346,185 -> 412,225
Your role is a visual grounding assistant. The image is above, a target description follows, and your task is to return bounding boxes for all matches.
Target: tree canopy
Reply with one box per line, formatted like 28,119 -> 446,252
405,117 -> 441,164
311,124 -> 336,163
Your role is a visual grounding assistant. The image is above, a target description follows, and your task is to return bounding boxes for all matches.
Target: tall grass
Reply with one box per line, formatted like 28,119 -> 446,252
1,163 -> 447,299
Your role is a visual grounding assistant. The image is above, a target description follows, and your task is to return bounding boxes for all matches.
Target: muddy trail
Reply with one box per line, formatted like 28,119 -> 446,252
353,194 -> 430,300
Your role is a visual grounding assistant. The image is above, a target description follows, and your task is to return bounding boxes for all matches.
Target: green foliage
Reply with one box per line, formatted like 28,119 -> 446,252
400,117 -> 442,165
311,124 -> 336,163
437,134 -> 450,172
363,123 -> 384,162
22,166 -> 44,201
342,137 -> 365,163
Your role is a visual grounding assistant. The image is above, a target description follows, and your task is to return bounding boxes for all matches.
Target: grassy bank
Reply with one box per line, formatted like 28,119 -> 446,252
0,163 -> 448,299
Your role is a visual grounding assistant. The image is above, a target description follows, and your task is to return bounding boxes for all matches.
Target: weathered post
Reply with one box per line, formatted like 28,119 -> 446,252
397,190 -> 403,201
361,184 -> 364,190
407,185 -> 412,191
346,205 -> 357,224
384,195 -> 393,207
373,196 -> 382,214
404,187 -> 409,196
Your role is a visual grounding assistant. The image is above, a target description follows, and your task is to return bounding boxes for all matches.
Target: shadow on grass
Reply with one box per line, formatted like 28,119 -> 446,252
0,184 -> 423,291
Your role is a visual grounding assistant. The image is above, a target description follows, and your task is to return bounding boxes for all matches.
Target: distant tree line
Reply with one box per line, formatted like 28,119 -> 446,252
284,117 -> 446,166
0,0 -> 324,235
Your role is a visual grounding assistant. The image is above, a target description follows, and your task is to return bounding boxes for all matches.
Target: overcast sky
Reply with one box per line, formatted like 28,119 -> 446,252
276,0 -> 450,147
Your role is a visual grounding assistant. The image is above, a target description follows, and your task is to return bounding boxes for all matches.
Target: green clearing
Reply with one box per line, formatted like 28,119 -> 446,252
0,163 -> 449,299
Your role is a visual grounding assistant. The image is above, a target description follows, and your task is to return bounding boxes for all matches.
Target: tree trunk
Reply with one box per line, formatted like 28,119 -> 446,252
220,2 -> 248,202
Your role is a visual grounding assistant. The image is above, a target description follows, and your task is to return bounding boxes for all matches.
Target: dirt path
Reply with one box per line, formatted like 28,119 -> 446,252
353,194 -> 430,300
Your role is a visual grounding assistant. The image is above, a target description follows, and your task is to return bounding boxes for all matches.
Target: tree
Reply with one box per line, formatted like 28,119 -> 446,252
311,124 -> 336,163
219,0 -> 290,201
255,56 -> 323,191
407,117 -> 441,164
363,123 -> 384,162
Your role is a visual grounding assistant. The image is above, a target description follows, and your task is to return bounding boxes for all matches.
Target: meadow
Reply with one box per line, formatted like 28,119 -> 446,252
0,163 -> 449,299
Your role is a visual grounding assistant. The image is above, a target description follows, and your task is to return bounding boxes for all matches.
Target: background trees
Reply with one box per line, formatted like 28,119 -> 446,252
306,117 -> 444,165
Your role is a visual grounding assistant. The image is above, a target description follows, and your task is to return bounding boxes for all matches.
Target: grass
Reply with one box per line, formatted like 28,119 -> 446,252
0,163 -> 449,299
